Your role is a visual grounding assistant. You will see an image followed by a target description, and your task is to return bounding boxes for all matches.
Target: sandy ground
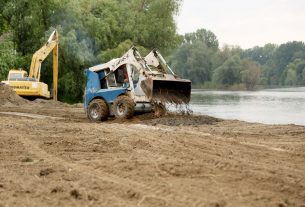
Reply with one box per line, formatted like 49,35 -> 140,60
0,87 -> 305,206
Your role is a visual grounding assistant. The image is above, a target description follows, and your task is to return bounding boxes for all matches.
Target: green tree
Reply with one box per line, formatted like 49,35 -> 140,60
285,67 -> 297,86
273,41 -> 305,85
241,60 -> 261,90
0,33 -> 27,80
170,41 -> 215,85
241,44 -> 277,66
84,0 -> 181,60
2,0 -> 60,55
213,45 -> 242,68
213,55 -> 242,86
0,0 -> 9,34
0,35 -> 15,80
132,0 -> 182,52
169,28 -> 219,86
184,28 -> 219,50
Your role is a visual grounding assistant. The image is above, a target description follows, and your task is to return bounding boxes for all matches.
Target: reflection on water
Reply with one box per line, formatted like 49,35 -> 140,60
190,87 -> 305,125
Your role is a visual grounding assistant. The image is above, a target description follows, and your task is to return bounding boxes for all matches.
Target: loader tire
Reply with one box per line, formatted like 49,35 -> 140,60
87,99 -> 109,122
154,103 -> 166,117
113,95 -> 135,119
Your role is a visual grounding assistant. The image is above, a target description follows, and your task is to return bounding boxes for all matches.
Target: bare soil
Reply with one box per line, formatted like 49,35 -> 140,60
0,89 -> 305,207
0,84 -> 29,106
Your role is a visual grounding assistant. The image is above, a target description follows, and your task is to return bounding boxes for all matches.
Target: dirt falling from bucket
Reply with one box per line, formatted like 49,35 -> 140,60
172,103 -> 193,115
152,93 -> 193,116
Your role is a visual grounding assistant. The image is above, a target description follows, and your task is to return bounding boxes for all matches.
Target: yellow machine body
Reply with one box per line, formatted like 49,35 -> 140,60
2,70 -> 50,98
2,31 -> 59,100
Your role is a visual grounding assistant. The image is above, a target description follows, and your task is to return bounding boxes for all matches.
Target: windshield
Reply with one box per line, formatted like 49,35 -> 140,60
107,72 -> 117,87
9,73 -> 23,80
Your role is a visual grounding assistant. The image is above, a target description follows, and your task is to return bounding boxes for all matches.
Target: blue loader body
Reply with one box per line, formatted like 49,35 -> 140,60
84,69 -> 127,113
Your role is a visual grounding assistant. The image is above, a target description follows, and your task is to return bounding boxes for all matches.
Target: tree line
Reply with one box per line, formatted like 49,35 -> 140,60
1,0 -> 304,103
170,29 -> 305,90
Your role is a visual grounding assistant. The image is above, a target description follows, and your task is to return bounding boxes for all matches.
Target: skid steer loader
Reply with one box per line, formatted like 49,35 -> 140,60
84,47 -> 191,122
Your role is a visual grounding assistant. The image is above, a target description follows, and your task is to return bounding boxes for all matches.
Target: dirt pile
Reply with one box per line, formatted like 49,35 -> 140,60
0,84 -> 29,106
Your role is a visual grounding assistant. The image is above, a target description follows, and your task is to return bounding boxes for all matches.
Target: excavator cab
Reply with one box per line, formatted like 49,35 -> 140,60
7,70 -> 28,81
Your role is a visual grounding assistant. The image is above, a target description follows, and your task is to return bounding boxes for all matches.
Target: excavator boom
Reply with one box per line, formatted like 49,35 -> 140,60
29,30 -> 58,81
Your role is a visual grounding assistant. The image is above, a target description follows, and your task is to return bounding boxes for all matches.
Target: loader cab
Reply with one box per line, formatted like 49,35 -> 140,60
114,65 -> 128,87
98,66 -> 128,89
115,64 -> 142,89
94,66 -> 130,89
106,64 -> 138,89
91,63 -> 142,92
8,70 -> 28,81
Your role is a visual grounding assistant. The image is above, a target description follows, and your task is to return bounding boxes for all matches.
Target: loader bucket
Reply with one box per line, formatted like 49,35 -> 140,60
141,78 -> 191,104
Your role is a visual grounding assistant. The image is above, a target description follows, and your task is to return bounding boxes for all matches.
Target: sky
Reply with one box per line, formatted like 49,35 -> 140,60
176,0 -> 305,49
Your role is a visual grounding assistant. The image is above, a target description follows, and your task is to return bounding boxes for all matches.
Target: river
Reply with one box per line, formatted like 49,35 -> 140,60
190,87 -> 305,125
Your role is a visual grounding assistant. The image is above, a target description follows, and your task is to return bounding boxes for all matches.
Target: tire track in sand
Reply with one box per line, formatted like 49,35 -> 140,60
17,134 -> 203,207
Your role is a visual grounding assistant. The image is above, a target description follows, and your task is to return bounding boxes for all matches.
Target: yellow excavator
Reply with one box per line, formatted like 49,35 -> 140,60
2,30 -> 59,101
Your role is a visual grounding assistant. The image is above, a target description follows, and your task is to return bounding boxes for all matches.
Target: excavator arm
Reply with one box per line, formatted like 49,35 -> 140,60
28,30 -> 59,101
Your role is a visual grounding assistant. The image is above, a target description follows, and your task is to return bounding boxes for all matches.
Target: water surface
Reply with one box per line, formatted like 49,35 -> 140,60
190,87 -> 305,125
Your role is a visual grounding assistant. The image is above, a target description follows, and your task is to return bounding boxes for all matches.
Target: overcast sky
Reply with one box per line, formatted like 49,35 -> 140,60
176,0 -> 305,49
